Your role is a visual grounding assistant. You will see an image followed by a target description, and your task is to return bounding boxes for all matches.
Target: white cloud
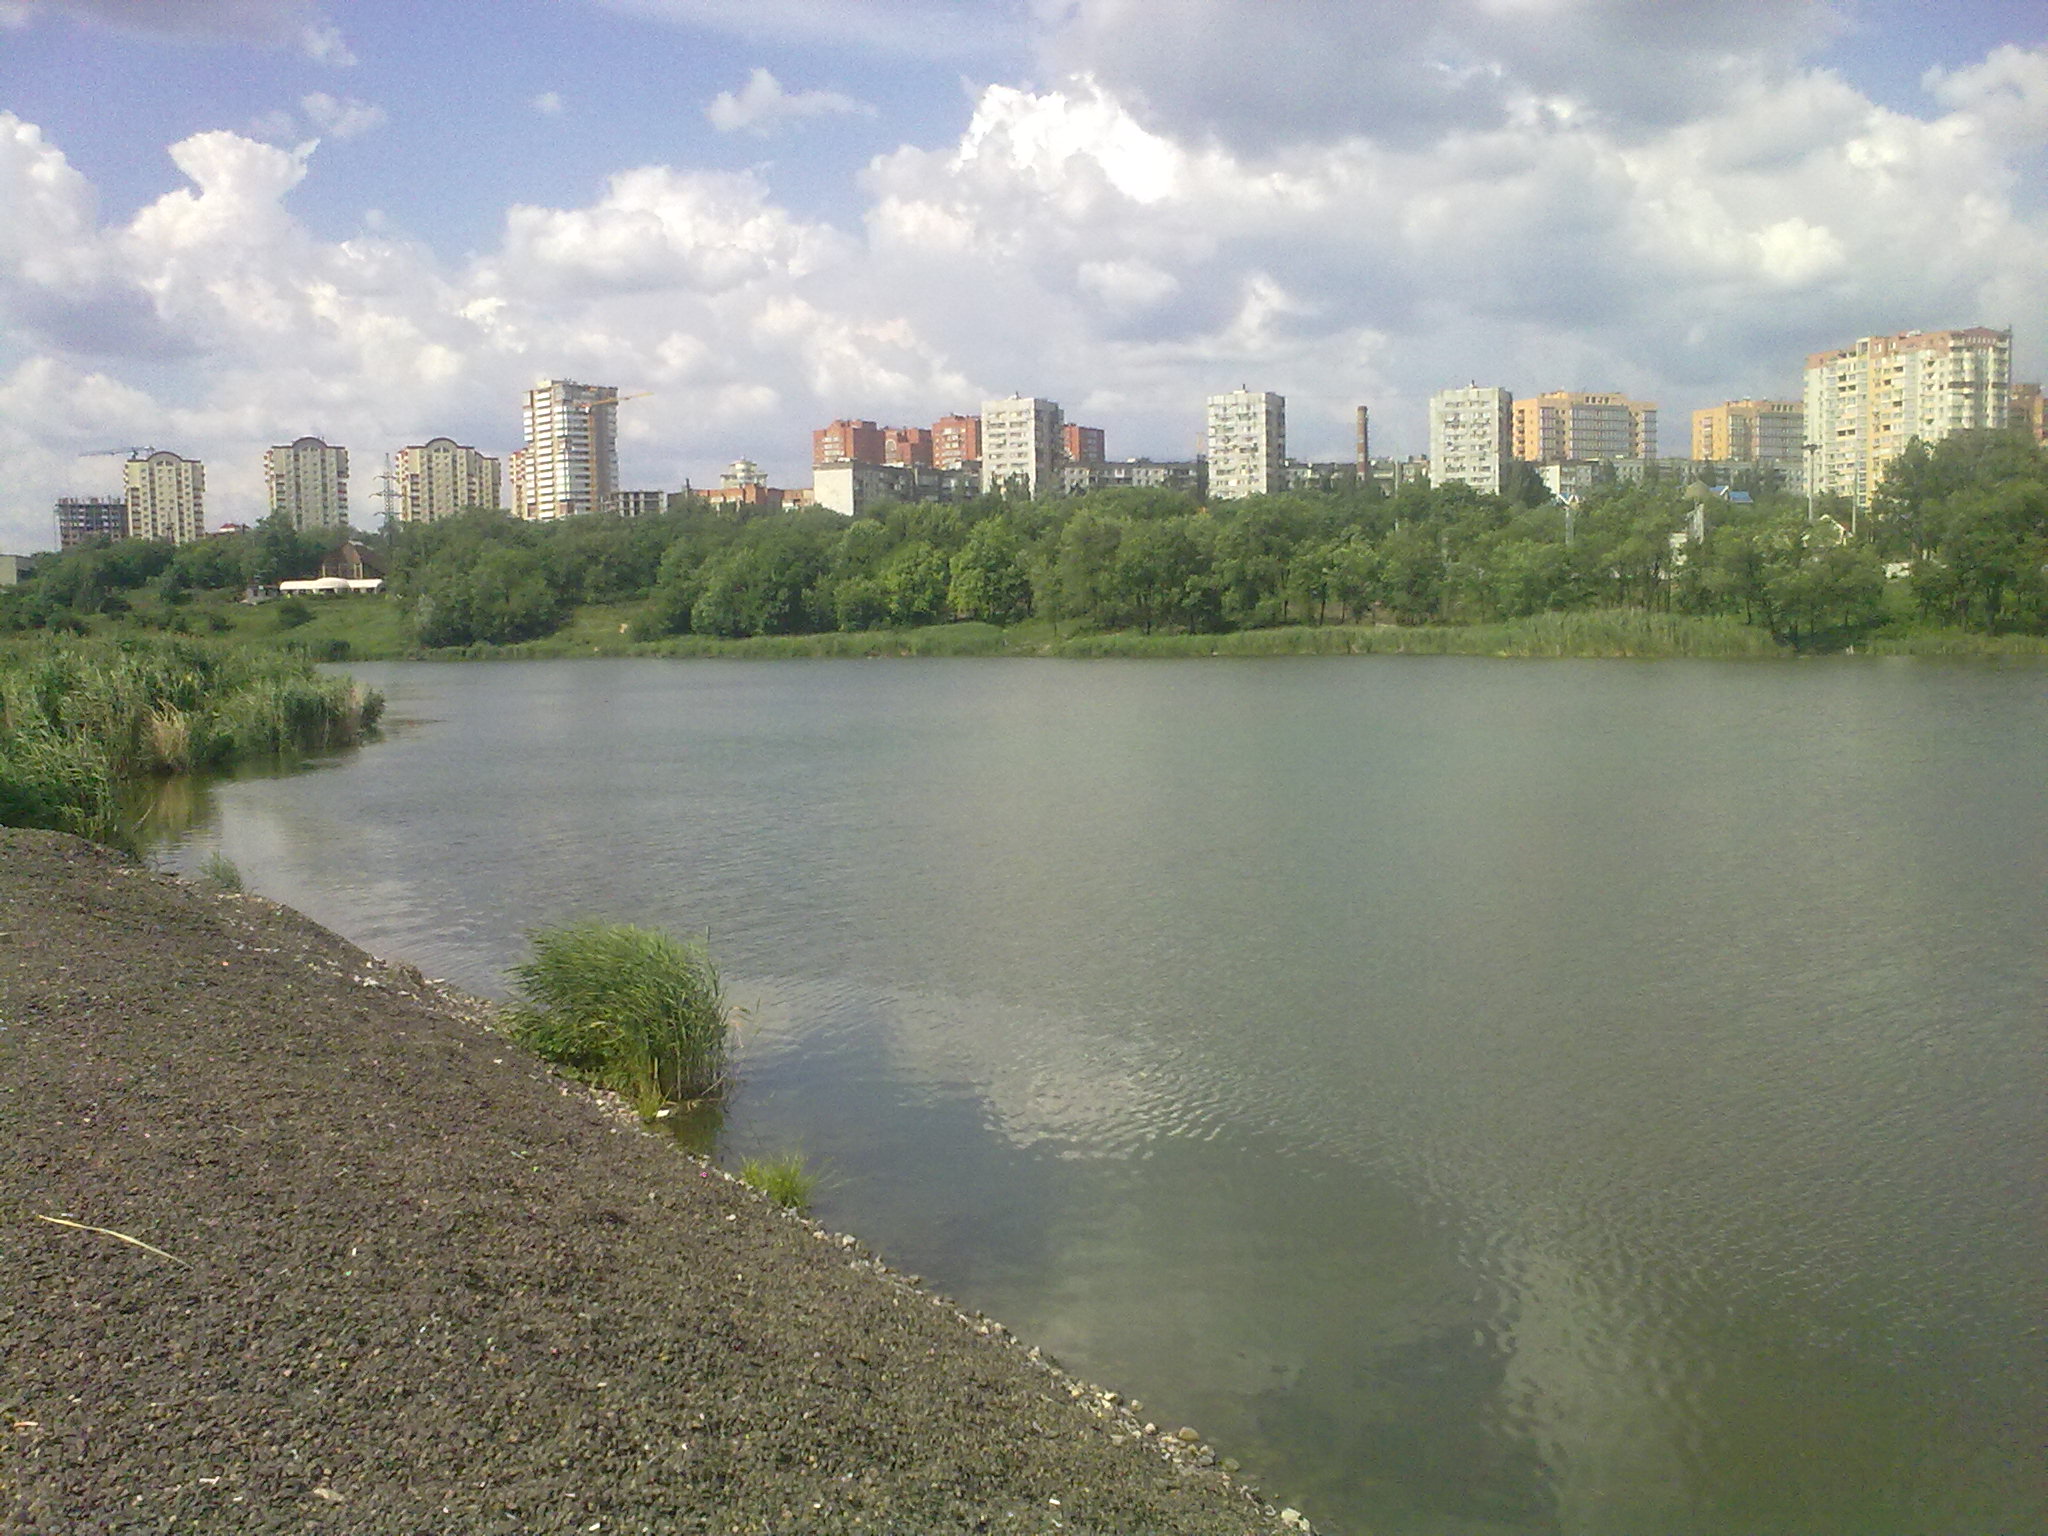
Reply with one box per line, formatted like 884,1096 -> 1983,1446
25,0 -> 356,55
1,27 -> 2044,551
297,17 -> 353,64
706,68 -> 875,136
300,93 -> 386,139
532,91 -> 566,117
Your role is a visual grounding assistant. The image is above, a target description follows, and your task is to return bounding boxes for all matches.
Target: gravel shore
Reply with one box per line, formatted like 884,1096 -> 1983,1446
0,829 -> 1313,1535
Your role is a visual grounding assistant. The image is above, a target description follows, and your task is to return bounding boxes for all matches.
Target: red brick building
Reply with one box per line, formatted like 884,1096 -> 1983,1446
1062,424 -> 1106,465
814,420 -> 884,466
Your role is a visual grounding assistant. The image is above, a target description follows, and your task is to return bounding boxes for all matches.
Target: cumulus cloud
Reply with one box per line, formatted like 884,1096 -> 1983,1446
706,69 -> 875,136
1,25 -> 2045,550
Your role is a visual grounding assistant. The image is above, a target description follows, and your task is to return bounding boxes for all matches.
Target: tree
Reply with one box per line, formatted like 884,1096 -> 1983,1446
946,517 -> 1032,624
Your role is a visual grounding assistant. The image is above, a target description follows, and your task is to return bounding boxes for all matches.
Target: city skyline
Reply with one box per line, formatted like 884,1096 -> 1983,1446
1,1 -> 2043,549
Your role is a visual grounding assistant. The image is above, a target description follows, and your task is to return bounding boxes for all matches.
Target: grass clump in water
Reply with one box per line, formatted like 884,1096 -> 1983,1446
508,921 -> 730,1110
199,850 -> 244,891
738,1152 -> 819,1212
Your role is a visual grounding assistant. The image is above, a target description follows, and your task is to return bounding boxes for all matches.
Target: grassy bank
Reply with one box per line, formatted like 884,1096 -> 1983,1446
49,591 -> 2048,662
0,635 -> 383,847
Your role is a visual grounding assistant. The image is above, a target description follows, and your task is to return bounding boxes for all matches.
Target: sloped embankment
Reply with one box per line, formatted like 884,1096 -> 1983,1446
0,829 -> 1308,1535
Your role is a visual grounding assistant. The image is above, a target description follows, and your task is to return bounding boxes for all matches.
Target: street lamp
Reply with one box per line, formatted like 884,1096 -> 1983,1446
1803,441 -> 1819,523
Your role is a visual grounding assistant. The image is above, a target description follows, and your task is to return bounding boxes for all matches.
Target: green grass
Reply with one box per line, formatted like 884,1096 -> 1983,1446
1858,626 -> 2048,657
0,635 -> 385,848
199,850 -> 244,891
737,1152 -> 819,1212
1049,610 -> 1788,659
507,921 -> 730,1109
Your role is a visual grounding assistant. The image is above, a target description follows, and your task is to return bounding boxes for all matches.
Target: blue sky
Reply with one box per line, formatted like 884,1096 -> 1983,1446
1,0 -> 2043,547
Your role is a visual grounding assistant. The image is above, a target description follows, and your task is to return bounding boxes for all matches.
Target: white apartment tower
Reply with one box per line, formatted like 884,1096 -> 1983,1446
264,436 -> 350,532
520,378 -> 619,519
1205,388 -> 1286,500
1804,328 -> 2012,509
1429,386 -> 1514,496
396,437 -> 502,524
123,451 -> 205,544
980,396 -> 1063,498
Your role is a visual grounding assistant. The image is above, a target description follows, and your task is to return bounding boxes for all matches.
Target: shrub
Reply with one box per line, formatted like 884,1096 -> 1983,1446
508,922 -> 729,1106
738,1152 -> 819,1212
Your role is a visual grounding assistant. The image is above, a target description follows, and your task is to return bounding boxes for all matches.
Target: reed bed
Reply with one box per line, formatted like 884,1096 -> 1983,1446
0,636 -> 384,847
508,921 -> 731,1111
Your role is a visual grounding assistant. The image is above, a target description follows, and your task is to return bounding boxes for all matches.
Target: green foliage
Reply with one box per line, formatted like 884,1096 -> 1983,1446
199,850 -> 245,891
274,597 -> 315,630
737,1152 -> 819,1212
508,921 -> 730,1105
0,635 -> 384,848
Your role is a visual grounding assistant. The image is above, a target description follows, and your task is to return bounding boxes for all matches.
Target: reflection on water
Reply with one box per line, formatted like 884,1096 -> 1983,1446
157,658 -> 2048,1535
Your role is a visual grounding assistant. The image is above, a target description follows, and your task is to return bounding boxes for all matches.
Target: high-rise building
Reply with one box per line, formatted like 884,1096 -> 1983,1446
520,378 -> 619,519
883,427 -> 933,467
1692,400 -> 1804,464
2010,382 -> 2046,446
1204,389 -> 1286,500
264,437 -> 349,532
123,451 -> 205,544
55,496 -> 129,549
1429,386 -> 1514,496
980,397 -> 1063,497
1062,423 -> 1106,466
1511,391 -> 1657,463
814,420 -> 884,466
932,414 -> 981,470
396,438 -> 501,524
1804,328 -> 2012,508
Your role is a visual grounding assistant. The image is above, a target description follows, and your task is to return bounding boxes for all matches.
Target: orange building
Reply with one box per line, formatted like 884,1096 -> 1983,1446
1691,399 -> 1804,462
814,420 -> 884,466
932,414 -> 981,469
1512,391 -> 1656,463
1062,423 -> 1106,464
883,427 -> 933,467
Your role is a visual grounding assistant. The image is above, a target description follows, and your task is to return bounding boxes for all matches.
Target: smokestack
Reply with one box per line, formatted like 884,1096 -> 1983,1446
1355,406 -> 1370,474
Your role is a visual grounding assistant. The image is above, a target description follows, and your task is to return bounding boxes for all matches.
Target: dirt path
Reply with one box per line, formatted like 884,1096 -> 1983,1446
0,829 -> 1312,1535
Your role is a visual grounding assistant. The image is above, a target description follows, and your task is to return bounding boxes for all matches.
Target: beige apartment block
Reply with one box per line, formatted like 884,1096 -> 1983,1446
520,379 -> 619,519
396,437 -> 501,524
1205,388 -> 1286,500
123,451 -> 205,545
1692,400 -> 1805,464
980,396 -> 1063,498
265,436 -> 349,532
1511,391 -> 1657,464
1804,328 -> 2012,509
1429,386 -> 1514,496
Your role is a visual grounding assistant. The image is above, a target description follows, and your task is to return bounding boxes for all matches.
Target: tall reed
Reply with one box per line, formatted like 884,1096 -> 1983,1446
508,922 -> 731,1106
0,635 -> 385,847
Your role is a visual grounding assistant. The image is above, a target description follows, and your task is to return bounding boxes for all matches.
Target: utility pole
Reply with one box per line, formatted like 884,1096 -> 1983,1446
1803,441 -> 1819,523
375,454 -> 402,536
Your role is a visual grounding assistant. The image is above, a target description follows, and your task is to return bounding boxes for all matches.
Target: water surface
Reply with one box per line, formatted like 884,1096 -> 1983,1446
161,657 -> 2047,1534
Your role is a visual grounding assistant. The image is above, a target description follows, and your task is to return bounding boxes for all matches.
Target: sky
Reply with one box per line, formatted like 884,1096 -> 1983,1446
1,0 -> 2043,549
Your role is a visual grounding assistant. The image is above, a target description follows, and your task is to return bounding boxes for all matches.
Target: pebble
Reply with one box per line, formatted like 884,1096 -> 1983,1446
1175,1427 -> 1201,1444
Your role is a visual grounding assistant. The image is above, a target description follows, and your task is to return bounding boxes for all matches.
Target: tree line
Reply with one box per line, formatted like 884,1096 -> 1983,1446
8,429 -> 2044,651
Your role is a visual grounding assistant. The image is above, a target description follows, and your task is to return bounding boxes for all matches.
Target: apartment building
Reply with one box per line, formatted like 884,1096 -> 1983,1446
124,451 -> 205,544
1429,386 -> 1513,496
1804,328 -> 2012,508
264,436 -> 349,532
520,378 -> 619,519
1059,458 -> 1201,496
55,496 -> 128,549
932,414 -> 981,470
981,396 -> 1064,497
1511,391 -> 1657,463
396,437 -> 500,524
1205,389 -> 1286,501
814,420 -> 884,466
883,427 -> 933,467
1063,423 -> 1106,466
2011,382 -> 2046,446
607,490 -> 669,518
1691,400 -> 1804,465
